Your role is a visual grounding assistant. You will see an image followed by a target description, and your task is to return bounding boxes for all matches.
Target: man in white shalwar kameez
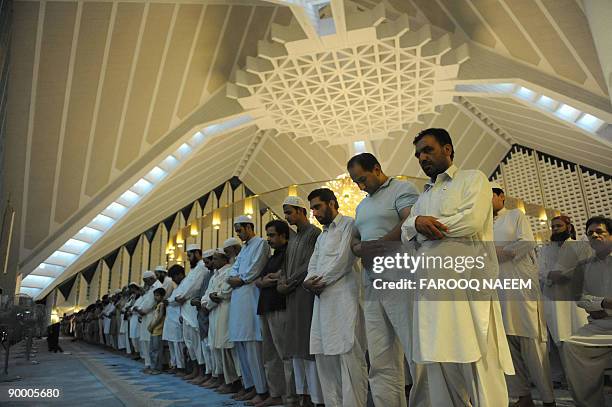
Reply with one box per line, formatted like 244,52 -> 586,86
562,216 -> 612,407
202,249 -> 240,393
492,184 -> 555,406
304,188 -> 368,407
164,265 -> 187,374
538,215 -> 591,385
128,285 -> 143,358
135,270 -> 162,373
401,128 -> 514,407
155,265 -> 174,299
102,295 -> 115,347
175,244 -> 209,381
228,215 -> 270,404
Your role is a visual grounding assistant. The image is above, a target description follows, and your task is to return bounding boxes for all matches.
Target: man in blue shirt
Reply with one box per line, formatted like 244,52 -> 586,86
348,153 -> 425,407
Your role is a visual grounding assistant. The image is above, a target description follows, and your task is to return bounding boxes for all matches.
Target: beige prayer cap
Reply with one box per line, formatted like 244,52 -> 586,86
234,215 -> 254,225
154,265 -> 166,272
215,248 -> 226,255
202,249 -> 215,259
223,237 -> 241,249
186,243 -> 200,252
283,196 -> 308,210
142,270 -> 155,279
490,181 -> 504,192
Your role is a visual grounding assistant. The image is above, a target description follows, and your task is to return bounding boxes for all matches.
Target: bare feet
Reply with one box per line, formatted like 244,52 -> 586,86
236,388 -> 257,401
255,396 -> 283,407
245,393 -> 268,405
231,387 -> 247,400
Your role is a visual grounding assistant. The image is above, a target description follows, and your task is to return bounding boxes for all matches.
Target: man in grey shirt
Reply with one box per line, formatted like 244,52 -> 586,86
348,153 -> 424,407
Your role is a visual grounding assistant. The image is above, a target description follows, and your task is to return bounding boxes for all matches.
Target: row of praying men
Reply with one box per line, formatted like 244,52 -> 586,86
66,127 -> 612,407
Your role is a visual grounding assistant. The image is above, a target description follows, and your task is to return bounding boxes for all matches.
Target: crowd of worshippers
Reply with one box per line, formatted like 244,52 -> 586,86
62,128 -> 612,407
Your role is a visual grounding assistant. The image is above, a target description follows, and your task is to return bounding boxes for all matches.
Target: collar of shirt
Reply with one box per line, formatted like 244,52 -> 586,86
323,213 -> 343,231
367,176 -> 393,197
494,207 -> 507,220
424,164 -> 458,192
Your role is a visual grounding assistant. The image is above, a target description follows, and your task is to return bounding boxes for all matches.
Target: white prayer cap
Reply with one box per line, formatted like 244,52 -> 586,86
128,282 -> 140,287
202,249 -> 215,259
186,243 -> 200,252
215,248 -> 226,255
113,289 -> 122,294
142,270 -> 155,279
154,265 -> 166,272
223,237 -> 241,249
490,181 -> 504,191
234,215 -> 254,225
283,196 -> 308,210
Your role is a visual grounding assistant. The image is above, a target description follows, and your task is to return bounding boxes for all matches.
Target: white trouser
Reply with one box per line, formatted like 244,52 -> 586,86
131,338 -> 139,353
506,335 -> 555,403
365,284 -> 431,406
292,358 -> 323,404
124,332 -> 132,354
221,348 -> 239,384
424,315 -> 508,407
168,341 -> 185,369
562,343 -> 612,407
235,341 -> 268,394
200,337 -> 213,375
182,324 -> 204,365
315,340 -> 368,407
140,340 -> 151,368
118,332 -> 126,350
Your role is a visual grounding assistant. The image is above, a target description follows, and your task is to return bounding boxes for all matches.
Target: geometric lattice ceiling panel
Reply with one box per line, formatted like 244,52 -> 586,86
229,7 -> 469,144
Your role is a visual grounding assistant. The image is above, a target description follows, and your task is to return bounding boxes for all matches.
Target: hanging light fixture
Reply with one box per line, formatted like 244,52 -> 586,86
288,184 -> 298,197
190,222 -> 199,236
176,229 -> 184,247
244,196 -> 254,216
212,209 -> 221,230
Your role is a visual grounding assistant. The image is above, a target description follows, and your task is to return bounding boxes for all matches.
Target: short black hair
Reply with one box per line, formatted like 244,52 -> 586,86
413,128 -> 454,160
153,287 -> 166,296
347,153 -> 381,172
167,264 -> 185,278
307,188 -> 339,210
265,219 -> 290,239
586,216 -> 612,234
492,188 -> 504,196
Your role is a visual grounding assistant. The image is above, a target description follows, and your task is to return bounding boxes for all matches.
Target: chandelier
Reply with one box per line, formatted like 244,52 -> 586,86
309,174 -> 366,226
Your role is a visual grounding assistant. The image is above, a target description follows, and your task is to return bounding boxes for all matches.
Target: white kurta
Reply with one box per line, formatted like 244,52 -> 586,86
119,297 -> 133,335
307,214 -> 363,356
102,303 -> 115,335
161,276 -> 175,299
228,236 -> 270,342
494,207 -> 546,340
138,280 -> 162,341
202,264 -> 234,349
538,239 -> 590,343
179,260 -> 208,328
163,280 -> 183,342
129,295 -> 143,339
401,165 -> 513,373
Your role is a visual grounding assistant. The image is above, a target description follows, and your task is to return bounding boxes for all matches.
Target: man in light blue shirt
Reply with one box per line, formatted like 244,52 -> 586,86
227,215 -> 270,404
348,153 -> 424,407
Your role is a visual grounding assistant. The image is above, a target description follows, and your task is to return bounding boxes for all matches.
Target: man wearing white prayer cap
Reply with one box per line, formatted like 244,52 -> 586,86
191,249 -> 216,386
128,283 -> 143,359
223,237 -> 242,265
227,215 -> 270,403
174,244 -> 209,382
134,270 -> 162,373
492,182 -> 555,406
154,265 -> 174,300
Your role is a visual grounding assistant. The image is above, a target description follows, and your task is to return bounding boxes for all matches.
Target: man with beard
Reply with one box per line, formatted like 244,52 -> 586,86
203,249 -> 241,395
194,250 -> 216,386
155,265 -> 175,299
563,216 -> 612,407
304,188 -> 368,407
165,265 -> 188,375
347,153 -> 422,407
174,244 -> 209,382
278,196 -> 323,407
134,270 -> 162,373
492,183 -> 555,407
228,215 -> 270,404
401,128 -> 514,406
538,215 -> 591,386
223,237 -> 242,264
